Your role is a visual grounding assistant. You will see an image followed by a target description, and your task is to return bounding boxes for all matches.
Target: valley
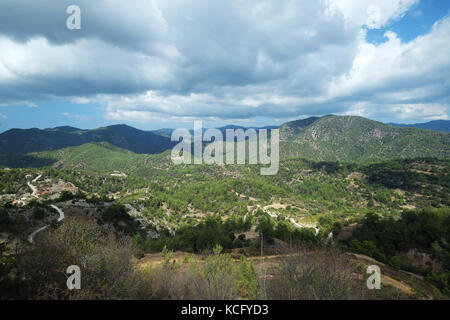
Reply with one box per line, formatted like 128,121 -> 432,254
0,115 -> 449,300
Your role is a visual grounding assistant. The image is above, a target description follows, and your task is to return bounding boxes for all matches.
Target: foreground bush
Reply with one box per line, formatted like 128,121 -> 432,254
5,215 -> 153,299
141,245 -> 261,300
266,250 -> 365,300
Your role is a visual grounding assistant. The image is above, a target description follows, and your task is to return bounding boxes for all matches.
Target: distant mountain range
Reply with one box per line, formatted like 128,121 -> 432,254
151,125 -> 278,138
0,124 -> 176,155
388,120 -> 450,133
0,116 -> 449,167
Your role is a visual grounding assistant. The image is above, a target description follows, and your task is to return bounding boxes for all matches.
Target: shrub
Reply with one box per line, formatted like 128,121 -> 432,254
101,204 -> 130,222
266,250 -> 364,300
32,208 -> 46,220
11,216 -> 154,300
0,209 -> 12,229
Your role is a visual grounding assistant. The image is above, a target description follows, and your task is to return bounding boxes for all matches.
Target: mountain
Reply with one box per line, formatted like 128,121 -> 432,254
152,125 -> 278,139
280,115 -> 450,161
216,125 -> 278,131
151,128 -> 175,138
277,117 -> 321,140
388,120 -> 450,133
1,116 -> 449,163
44,126 -> 83,133
0,142 -> 174,178
0,124 -> 176,155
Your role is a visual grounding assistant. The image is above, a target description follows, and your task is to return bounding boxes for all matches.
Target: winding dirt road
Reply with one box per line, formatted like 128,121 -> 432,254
27,225 -> 49,243
264,208 -> 320,235
50,204 -> 65,222
27,204 -> 65,244
27,175 -> 66,244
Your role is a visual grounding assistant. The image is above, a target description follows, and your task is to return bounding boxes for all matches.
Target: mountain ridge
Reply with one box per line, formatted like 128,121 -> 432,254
279,115 -> 450,161
1,115 -> 449,164
388,120 -> 450,133
0,124 -> 176,155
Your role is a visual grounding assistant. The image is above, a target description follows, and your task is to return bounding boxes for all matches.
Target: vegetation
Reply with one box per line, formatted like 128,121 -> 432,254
1,115 -> 449,300
280,115 -> 450,161
0,124 -> 175,156
343,208 -> 450,295
266,250 -> 365,300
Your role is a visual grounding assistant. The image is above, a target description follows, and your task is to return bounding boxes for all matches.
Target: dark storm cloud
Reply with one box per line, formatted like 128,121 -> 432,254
0,0 -> 168,53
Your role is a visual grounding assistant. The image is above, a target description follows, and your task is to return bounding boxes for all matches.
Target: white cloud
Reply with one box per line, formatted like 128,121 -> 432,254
60,112 -> 92,121
0,0 -> 448,123
391,104 -> 449,121
0,100 -> 37,108
0,35 -> 178,101
328,0 -> 419,29
327,17 -> 450,120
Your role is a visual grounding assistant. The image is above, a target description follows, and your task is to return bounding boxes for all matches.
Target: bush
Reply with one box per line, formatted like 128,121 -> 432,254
266,250 -> 364,300
101,204 -> 129,222
0,209 -> 12,229
188,245 -> 240,299
58,191 -> 74,202
32,208 -> 46,220
388,256 -> 402,270
348,239 -> 385,261
332,222 -> 342,235
9,215 -> 153,300
426,271 -> 450,296
256,215 -> 275,239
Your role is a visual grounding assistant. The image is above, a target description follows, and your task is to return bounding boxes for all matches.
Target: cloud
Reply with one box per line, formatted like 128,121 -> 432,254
0,36 -> 177,100
60,112 -> 92,121
328,0 -> 419,29
327,17 -> 450,120
0,0 -> 172,54
0,100 -> 37,108
0,0 -> 448,123
391,104 -> 449,120
0,1 -> 358,104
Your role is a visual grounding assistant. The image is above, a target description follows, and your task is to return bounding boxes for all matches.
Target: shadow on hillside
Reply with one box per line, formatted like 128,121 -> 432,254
0,154 -> 57,168
361,158 -> 446,192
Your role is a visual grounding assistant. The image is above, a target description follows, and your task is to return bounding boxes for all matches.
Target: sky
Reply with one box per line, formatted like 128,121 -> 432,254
0,0 -> 449,132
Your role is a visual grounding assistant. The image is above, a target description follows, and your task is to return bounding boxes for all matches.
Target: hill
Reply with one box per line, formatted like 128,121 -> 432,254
0,142 -> 171,177
0,124 -> 176,155
1,116 -> 449,163
1,144 -> 449,299
280,115 -> 450,161
152,125 -> 278,139
388,120 -> 450,133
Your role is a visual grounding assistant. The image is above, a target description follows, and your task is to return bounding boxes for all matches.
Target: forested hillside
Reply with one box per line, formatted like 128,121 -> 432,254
1,115 -> 449,163
0,124 -> 175,155
1,155 -> 449,299
280,115 -> 450,161
1,115 -> 449,300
